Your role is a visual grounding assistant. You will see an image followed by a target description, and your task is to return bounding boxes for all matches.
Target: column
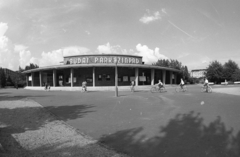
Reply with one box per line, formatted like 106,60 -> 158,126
70,68 -> 73,87
135,68 -> 139,86
170,71 -> 173,84
93,67 -> 95,87
39,71 -> 42,87
31,72 -> 34,86
151,69 -> 155,85
115,63 -> 118,97
162,70 -> 166,84
175,73 -> 177,84
26,75 -> 28,86
53,70 -> 56,87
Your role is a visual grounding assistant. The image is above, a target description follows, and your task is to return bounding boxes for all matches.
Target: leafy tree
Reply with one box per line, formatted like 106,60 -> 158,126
6,76 -> 13,86
19,66 -> 24,72
154,59 -> 190,82
17,66 -> 26,87
232,69 -> 240,82
206,60 -> 224,84
25,63 -> 39,71
223,60 -> 239,81
0,68 -> 6,88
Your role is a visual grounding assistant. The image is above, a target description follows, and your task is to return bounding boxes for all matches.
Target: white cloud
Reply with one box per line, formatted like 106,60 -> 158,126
14,44 -> 28,52
85,30 -> 90,35
38,46 -> 90,67
178,54 -> 211,70
39,50 -> 62,67
19,49 -> 38,68
1,24 -> 92,70
161,8 -> 168,14
96,43 -> 168,65
0,22 -> 8,36
139,10 -> 162,24
135,44 -> 168,64
97,43 -> 128,54
62,46 -> 90,56
0,23 -> 19,70
97,43 -> 112,54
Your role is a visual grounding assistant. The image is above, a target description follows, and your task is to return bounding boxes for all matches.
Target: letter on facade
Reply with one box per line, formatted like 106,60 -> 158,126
78,58 -> 81,64
95,57 -> 98,63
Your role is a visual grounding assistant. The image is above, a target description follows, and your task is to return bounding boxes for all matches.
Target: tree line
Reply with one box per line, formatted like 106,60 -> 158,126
205,60 -> 240,84
153,59 -> 190,83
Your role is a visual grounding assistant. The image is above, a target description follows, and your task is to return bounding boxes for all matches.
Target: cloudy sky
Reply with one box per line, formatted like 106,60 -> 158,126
1,0 -> 240,71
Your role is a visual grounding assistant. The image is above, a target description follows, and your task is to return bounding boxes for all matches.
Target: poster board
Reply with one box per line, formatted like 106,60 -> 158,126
139,76 -> 146,82
123,76 -> 128,82
87,77 -> 93,82
130,77 -> 135,81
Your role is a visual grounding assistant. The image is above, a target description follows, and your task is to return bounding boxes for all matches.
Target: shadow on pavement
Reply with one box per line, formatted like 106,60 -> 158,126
99,111 -> 240,157
0,103 -> 95,155
44,105 -> 95,121
0,95 -> 53,101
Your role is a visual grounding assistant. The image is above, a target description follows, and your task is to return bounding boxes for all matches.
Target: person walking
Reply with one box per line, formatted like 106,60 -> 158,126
130,80 -> 135,92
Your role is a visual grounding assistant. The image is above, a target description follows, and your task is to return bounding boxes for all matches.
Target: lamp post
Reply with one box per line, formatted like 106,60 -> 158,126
115,59 -> 118,97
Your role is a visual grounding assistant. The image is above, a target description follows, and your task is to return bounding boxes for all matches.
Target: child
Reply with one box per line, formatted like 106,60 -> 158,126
82,81 -> 87,92
179,78 -> 185,89
157,80 -> 163,90
130,80 -> 135,92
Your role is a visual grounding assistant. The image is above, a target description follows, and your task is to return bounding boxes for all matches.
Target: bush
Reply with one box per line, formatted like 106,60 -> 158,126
227,81 -> 234,85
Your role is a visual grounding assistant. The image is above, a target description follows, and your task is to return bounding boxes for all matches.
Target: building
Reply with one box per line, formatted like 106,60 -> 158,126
3,68 -> 20,80
23,54 -> 181,90
191,69 -> 206,78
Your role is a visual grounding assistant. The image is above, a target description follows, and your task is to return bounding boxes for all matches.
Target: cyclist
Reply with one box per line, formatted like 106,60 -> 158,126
157,80 -> 164,90
179,78 -> 185,89
130,80 -> 135,92
82,80 -> 87,92
203,78 -> 209,92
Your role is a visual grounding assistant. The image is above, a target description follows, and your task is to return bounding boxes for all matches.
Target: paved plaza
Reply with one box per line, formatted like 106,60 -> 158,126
1,85 -> 240,156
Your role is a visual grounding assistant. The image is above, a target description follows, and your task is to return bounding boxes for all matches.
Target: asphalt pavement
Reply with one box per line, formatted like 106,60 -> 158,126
1,85 -> 240,157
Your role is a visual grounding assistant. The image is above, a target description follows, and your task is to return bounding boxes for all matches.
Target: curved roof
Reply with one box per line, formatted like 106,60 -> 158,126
64,54 -> 142,58
23,63 -> 180,73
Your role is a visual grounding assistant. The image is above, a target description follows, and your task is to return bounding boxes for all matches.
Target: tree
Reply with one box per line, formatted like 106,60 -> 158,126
0,68 -> 6,88
25,63 -> 39,71
206,61 -> 224,84
6,76 -> 13,86
223,60 -> 239,81
231,69 -> 240,82
17,66 -> 26,87
19,66 -> 24,72
154,59 -> 190,82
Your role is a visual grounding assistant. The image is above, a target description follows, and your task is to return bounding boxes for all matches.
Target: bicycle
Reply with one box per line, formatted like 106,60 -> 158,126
130,86 -> 135,92
82,86 -> 87,92
201,85 -> 212,93
150,85 -> 166,93
175,85 -> 187,92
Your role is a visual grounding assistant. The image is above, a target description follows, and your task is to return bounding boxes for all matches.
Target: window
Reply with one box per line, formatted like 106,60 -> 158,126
106,75 -> 110,81
98,75 -> 102,81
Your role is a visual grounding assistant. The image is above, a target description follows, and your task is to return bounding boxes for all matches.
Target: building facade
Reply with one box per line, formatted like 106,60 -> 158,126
191,69 -> 206,78
23,54 -> 180,89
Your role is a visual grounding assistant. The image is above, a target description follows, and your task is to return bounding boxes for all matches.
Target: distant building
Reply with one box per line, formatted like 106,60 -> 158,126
191,69 -> 206,78
2,68 -> 21,84
3,68 -> 19,79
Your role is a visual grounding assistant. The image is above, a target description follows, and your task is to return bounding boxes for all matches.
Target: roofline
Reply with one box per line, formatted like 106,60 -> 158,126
63,54 -> 142,58
22,64 -> 181,73
191,69 -> 206,72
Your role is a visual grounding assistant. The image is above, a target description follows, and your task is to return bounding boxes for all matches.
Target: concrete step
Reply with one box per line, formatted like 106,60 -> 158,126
25,85 -> 177,91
